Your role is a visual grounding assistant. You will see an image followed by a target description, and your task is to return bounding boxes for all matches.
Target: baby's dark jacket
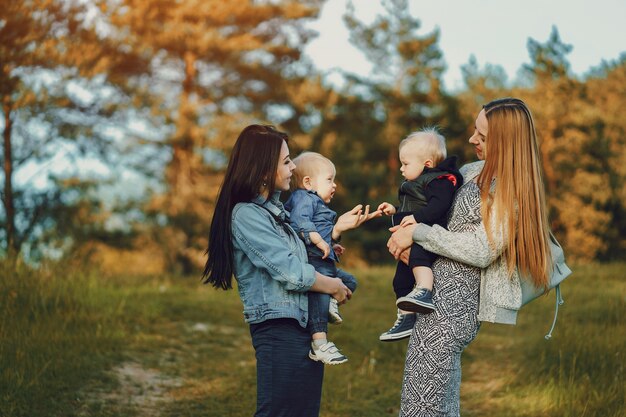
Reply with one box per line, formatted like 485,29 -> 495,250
391,156 -> 464,228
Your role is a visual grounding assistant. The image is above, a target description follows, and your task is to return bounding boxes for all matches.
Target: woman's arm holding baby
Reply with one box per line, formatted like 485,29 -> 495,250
388,215 -> 509,269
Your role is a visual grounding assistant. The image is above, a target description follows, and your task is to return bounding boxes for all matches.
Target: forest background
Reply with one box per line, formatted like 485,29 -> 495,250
2,0 -> 625,273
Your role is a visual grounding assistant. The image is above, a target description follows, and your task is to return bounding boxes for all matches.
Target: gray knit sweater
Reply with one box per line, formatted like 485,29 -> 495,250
412,161 -> 522,324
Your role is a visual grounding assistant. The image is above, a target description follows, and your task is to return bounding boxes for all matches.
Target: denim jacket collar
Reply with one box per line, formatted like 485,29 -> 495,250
305,189 -> 324,203
290,189 -> 327,205
251,192 -> 289,222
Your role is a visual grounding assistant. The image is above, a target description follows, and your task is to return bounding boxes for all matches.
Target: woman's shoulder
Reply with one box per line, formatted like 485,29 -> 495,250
460,160 -> 485,180
232,202 -> 269,223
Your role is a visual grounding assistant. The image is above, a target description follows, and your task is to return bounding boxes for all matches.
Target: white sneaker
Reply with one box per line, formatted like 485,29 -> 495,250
328,298 -> 343,324
309,341 -> 348,365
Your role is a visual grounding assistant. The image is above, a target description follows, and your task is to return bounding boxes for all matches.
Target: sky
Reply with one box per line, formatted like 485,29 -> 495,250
304,0 -> 626,91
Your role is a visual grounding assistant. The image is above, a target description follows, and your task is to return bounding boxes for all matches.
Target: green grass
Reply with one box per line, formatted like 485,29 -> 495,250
1,261 -> 624,417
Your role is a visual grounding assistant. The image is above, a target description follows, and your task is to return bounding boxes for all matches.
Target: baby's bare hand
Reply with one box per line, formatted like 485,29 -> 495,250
377,202 -> 396,216
316,240 -> 331,259
332,244 -> 346,257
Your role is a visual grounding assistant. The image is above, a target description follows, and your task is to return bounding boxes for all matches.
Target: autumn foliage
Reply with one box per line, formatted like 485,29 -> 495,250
1,0 -> 624,272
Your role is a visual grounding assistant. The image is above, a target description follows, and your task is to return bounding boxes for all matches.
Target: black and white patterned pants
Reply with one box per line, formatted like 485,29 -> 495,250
399,256 -> 481,417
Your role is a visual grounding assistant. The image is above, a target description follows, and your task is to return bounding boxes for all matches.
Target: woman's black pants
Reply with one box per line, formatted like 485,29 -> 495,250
250,318 -> 324,417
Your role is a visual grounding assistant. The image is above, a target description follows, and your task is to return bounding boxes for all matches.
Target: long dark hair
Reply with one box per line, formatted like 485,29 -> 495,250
203,124 -> 289,289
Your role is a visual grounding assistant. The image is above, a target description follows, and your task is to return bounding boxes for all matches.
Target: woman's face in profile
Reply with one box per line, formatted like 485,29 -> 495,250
274,140 -> 296,191
469,109 -> 488,160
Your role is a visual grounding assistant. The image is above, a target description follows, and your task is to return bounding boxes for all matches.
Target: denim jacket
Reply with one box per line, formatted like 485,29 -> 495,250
284,189 -> 338,262
231,192 -> 316,327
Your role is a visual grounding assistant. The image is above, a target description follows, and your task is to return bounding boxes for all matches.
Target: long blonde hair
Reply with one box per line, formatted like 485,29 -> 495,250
478,98 -> 551,288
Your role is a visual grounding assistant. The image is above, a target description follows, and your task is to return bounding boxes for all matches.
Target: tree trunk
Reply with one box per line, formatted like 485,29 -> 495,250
166,51 -> 198,215
2,101 -> 16,257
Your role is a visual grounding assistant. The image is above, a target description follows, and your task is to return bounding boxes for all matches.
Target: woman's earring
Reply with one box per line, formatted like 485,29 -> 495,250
262,181 -> 267,187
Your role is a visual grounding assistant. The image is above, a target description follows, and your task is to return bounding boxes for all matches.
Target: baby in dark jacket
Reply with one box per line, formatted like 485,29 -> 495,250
378,128 -> 463,341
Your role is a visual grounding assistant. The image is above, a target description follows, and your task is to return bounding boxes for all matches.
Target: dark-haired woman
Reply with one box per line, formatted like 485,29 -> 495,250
203,124 -> 375,417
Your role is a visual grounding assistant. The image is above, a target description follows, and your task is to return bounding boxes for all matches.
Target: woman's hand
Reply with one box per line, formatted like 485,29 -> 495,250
398,248 -> 410,265
332,204 -> 382,240
330,280 -> 352,304
399,215 -> 416,227
311,272 -> 352,304
387,223 -> 418,259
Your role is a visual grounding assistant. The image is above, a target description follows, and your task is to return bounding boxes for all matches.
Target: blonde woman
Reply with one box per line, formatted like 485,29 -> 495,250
387,98 -> 552,416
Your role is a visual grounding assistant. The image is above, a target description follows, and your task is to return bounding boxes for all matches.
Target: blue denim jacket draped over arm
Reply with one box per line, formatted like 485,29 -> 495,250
284,189 -> 338,262
231,192 -> 316,327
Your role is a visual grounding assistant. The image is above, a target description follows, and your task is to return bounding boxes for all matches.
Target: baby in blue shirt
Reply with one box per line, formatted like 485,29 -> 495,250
285,152 -> 358,365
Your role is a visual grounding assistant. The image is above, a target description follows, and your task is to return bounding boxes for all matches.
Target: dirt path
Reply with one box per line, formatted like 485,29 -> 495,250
76,320 -> 249,417
78,361 -> 182,417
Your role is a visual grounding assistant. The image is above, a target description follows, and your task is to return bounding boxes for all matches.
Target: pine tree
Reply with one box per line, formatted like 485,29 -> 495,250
343,0 -> 448,183
102,0 -> 325,272
458,27 -> 625,261
0,0 -> 146,258
302,0 -> 461,262
522,28 -> 618,261
578,55 -> 626,259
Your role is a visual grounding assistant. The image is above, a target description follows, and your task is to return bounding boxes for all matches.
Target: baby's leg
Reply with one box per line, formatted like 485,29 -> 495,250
396,243 -> 436,314
408,242 -> 436,290
393,261 -> 415,299
412,266 -> 434,291
308,256 -> 346,324
379,261 -> 418,342
335,267 -> 357,293
307,293 -> 347,365
307,291 -> 330,339
306,260 -> 348,365
330,266 -> 355,325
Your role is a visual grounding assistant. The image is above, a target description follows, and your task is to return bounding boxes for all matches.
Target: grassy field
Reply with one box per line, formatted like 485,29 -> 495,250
1,261 -> 624,417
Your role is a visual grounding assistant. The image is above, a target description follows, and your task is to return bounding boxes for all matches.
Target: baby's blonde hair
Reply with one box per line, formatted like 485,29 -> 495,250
291,152 -> 335,190
399,127 -> 447,165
